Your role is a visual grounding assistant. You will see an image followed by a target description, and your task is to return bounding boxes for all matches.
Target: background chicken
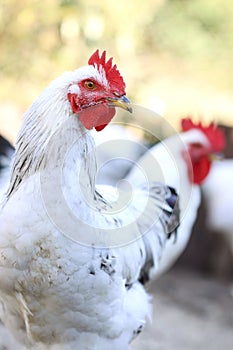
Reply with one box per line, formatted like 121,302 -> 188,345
92,116 -> 225,280
0,50 -> 179,350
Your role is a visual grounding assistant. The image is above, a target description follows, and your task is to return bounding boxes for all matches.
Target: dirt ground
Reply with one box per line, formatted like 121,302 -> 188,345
133,267 -> 233,350
0,267 -> 232,350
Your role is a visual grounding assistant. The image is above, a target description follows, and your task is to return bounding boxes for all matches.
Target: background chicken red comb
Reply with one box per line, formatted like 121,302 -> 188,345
181,117 -> 225,152
88,49 -> 126,96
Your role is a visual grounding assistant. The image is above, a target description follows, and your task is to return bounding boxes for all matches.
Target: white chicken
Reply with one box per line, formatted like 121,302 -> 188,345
126,118 -> 225,279
0,50 -> 179,350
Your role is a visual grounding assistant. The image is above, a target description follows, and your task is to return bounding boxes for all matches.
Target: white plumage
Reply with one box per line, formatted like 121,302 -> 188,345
0,52 -> 179,349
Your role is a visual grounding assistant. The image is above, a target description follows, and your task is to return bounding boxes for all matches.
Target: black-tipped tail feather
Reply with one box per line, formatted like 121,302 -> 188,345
137,183 -> 180,285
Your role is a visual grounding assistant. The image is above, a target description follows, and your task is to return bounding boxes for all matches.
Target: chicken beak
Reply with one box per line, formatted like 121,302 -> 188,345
107,95 -> 133,113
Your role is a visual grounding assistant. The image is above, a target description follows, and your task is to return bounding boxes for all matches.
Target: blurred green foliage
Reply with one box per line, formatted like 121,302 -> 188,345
0,0 -> 233,133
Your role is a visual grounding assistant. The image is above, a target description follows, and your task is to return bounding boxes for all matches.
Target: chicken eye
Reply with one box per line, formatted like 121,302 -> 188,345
84,80 -> 96,90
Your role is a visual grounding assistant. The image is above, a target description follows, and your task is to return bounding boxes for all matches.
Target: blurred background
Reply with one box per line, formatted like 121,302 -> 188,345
1,0 -> 233,140
0,1 -> 232,349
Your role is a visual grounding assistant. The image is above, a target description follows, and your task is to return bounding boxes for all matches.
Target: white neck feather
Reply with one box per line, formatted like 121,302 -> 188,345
7,77 -> 97,198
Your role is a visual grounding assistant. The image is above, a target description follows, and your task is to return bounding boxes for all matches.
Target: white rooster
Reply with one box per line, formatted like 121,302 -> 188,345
126,118 -> 225,280
0,50 -> 179,350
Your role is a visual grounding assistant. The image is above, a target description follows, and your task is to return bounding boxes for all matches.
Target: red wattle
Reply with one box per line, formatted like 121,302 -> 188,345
191,156 -> 211,184
95,124 -> 108,132
79,104 -> 116,131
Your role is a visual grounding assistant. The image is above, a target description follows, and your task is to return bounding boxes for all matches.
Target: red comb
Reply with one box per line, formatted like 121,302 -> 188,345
88,50 -> 126,95
181,117 -> 225,152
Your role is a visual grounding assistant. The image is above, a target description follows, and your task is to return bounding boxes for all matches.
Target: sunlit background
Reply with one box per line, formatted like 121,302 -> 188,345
1,0 -> 233,142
